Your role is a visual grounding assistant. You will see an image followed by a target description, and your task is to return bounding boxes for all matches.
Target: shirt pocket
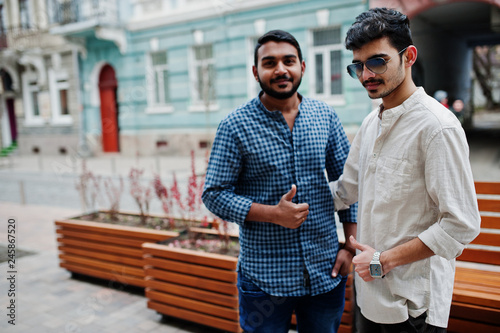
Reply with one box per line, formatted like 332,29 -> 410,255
377,157 -> 413,203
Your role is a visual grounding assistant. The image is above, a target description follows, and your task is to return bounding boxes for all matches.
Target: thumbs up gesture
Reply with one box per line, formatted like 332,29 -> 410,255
274,185 -> 309,229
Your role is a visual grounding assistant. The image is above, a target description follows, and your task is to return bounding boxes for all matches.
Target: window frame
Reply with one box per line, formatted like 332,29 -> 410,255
146,50 -> 174,114
188,43 -> 218,112
48,68 -> 72,125
308,27 -> 346,106
22,70 -> 44,126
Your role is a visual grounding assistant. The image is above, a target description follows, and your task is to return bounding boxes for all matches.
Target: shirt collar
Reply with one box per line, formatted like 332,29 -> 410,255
378,87 -> 425,120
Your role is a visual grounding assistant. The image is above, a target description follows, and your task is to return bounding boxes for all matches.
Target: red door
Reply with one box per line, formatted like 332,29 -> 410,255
99,65 -> 119,152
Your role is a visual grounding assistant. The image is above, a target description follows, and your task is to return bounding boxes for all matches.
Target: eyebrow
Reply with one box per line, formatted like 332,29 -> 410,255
261,54 -> 297,62
352,53 -> 389,63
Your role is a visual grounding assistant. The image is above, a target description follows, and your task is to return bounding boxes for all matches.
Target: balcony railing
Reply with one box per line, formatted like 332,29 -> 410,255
49,0 -> 117,26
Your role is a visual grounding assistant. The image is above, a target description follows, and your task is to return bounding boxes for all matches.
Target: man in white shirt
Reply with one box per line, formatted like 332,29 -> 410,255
331,7 -> 481,332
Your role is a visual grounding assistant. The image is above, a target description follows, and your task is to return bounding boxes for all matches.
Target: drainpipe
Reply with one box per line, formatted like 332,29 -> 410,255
73,47 -> 90,157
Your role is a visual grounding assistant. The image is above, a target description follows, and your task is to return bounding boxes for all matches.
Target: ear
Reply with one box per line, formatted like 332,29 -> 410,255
405,45 -> 418,68
252,65 -> 259,82
301,60 -> 306,75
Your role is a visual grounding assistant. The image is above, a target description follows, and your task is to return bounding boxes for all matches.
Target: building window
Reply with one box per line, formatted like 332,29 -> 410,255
146,50 -> 173,113
49,69 -> 72,125
19,0 -> 31,29
190,43 -> 217,111
310,27 -> 344,104
22,71 -> 43,126
247,36 -> 260,99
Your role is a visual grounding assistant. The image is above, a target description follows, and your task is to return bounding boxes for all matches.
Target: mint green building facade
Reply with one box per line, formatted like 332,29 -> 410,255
54,0 -> 371,156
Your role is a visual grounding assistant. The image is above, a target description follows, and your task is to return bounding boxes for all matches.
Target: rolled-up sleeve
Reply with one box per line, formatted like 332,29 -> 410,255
418,126 -> 481,260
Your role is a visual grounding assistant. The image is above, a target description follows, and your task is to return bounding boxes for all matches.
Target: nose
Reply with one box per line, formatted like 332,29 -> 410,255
275,61 -> 287,75
360,65 -> 375,81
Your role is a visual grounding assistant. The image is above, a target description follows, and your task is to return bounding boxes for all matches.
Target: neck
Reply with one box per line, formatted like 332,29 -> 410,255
381,75 -> 418,111
260,93 -> 301,113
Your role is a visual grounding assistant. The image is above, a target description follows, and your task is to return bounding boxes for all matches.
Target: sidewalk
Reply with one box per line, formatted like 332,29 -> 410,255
0,201 -> 244,333
0,124 -> 499,332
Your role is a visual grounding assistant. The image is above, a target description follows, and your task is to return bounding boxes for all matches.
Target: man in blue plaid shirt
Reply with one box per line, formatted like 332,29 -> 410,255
202,30 -> 358,333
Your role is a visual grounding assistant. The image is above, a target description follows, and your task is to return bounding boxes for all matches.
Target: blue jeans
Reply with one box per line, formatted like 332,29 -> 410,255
237,271 -> 348,333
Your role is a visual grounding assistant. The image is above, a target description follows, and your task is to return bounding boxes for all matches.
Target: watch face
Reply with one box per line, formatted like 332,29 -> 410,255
370,263 -> 382,277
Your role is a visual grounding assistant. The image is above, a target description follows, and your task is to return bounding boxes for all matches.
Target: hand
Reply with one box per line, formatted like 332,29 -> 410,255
350,236 -> 376,282
331,248 -> 354,278
273,185 -> 309,229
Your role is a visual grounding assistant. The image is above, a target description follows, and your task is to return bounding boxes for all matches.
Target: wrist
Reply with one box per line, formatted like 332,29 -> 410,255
341,243 -> 356,256
380,250 -> 391,274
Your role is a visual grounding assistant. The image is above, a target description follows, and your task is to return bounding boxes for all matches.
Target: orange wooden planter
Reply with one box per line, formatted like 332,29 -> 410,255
143,228 -> 241,332
55,211 -> 179,288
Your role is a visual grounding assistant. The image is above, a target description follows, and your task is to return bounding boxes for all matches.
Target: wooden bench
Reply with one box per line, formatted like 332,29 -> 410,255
448,181 -> 500,332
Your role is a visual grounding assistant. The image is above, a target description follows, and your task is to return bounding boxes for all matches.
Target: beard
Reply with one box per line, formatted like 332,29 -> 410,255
363,63 -> 405,100
258,74 -> 302,100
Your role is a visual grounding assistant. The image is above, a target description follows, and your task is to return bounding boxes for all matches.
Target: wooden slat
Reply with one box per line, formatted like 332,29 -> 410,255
148,300 -> 242,333
477,199 -> 500,213
470,232 -> 500,247
59,262 -> 146,288
144,256 -> 236,283
457,248 -> 500,265
480,215 -> 500,230
450,302 -> 500,325
146,289 -> 238,321
452,288 -> 500,309
448,317 -> 500,333
57,228 -> 147,248
55,219 -> 178,240
143,242 -> 238,270
58,245 -> 143,267
475,182 -> 500,195
59,253 -> 144,278
57,237 -> 142,258
145,268 -> 238,295
145,280 -> 238,308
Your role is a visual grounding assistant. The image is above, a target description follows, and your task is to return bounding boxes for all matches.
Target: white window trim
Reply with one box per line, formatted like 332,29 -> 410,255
188,44 -> 218,112
49,68 -> 73,125
247,36 -> 260,99
22,71 -> 44,126
308,29 -> 346,106
145,50 -> 174,114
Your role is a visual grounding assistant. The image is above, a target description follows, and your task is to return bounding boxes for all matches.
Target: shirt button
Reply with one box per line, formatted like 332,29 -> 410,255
373,153 -> 376,157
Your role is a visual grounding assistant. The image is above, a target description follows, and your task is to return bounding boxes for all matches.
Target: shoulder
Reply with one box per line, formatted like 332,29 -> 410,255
220,98 -> 259,127
412,92 -> 462,130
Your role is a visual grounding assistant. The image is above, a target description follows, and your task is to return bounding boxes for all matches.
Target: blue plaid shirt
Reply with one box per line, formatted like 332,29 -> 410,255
202,94 -> 357,296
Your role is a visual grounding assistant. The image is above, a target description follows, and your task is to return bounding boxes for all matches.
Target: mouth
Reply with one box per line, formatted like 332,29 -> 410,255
271,76 -> 292,86
363,79 -> 383,91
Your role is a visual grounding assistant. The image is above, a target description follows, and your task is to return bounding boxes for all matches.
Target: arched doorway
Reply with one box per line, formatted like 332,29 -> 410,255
98,64 -> 119,153
371,0 -> 500,127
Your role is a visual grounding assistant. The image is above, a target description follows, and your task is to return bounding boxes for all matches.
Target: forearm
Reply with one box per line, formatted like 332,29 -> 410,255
246,202 -> 278,223
342,222 -> 357,255
381,237 -> 434,274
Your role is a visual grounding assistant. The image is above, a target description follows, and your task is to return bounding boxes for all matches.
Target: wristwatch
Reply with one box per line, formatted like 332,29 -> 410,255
369,251 -> 384,278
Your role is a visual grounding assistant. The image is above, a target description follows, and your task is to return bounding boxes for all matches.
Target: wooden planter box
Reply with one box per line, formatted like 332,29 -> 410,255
143,228 -> 355,333
143,228 -> 241,332
55,211 -> 179,288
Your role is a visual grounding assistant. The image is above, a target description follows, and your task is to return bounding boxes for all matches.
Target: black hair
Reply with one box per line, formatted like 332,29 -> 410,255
345,7 -> 413,52
254,30 -> 303,66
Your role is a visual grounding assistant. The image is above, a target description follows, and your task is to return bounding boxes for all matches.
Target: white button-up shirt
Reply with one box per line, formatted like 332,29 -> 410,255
332,87 -> 480,327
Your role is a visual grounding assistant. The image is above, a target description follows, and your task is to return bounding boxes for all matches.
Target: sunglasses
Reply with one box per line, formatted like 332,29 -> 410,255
347,47 -> 408,79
